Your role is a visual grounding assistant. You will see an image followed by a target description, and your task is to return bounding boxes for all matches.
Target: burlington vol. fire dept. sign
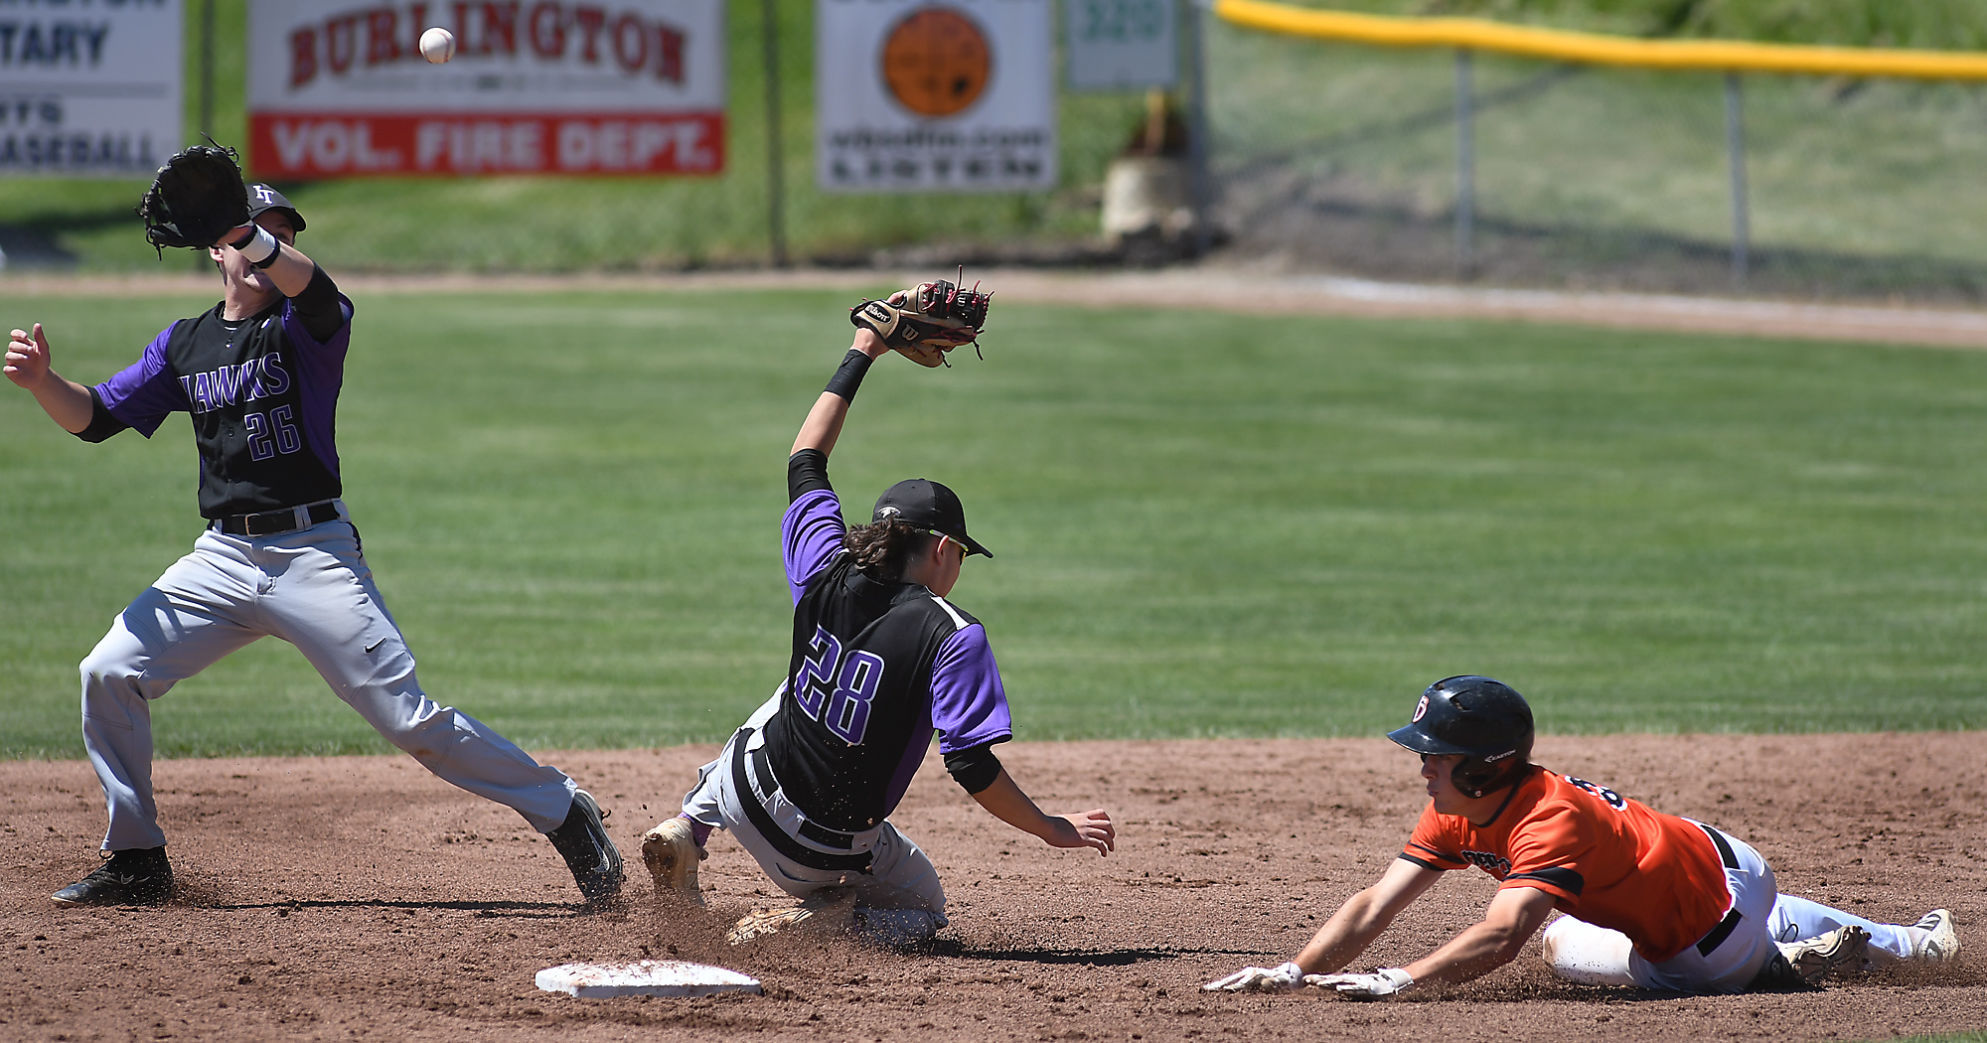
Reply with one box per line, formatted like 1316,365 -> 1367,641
246,1 -> 727,178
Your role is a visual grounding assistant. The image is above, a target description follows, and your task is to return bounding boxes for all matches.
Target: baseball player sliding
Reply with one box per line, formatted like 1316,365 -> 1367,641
1205,676 -> 1960,997
5,167 -> 623,907
639,304 -> 1115,946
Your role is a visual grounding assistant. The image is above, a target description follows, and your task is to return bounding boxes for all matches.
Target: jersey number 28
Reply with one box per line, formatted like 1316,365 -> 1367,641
795,625 -> 884,745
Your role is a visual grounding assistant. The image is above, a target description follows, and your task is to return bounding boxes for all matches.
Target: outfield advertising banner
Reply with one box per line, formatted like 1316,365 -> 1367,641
0,0 -> 183,177
245,0 -> 726,178
816,0 -> 1055,193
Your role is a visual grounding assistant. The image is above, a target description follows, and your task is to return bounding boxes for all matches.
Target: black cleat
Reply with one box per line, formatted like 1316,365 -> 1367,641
546,790 -> 624,903
52,847 -> 173,906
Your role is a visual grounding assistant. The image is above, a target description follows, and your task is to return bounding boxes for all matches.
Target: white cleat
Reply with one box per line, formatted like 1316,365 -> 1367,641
1912,909 -> 1960,963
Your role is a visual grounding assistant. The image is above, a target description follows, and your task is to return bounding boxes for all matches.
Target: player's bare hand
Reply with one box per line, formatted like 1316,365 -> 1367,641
5,324 -> 52,388
850,328 -> 889,360
1046,809 -> 1115,856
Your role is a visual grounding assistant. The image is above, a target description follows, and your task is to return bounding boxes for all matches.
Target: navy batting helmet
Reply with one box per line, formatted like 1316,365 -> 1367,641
1388,675 -> 1534,798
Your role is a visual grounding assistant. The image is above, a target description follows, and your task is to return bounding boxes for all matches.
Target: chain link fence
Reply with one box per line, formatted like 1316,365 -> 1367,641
1194,17 -> 1987,303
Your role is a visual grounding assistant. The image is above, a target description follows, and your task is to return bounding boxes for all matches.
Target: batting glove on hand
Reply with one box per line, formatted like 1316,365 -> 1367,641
1202,961 -> 1305,993
1305,967 -> 1413,1000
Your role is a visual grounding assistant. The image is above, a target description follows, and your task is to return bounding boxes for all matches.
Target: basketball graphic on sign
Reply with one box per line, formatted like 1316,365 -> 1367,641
880,7 -> 992,118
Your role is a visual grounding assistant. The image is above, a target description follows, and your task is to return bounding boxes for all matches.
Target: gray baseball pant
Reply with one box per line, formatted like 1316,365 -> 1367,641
79,503 -> 575,851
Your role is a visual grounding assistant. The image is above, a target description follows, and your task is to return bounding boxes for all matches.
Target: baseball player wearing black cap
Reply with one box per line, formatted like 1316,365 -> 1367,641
6,184 -> 623,907
641,326 -> 1115,946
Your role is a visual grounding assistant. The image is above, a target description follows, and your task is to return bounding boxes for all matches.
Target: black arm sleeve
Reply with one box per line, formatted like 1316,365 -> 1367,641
788,448 -> 832,504
822,348 -> 873,400
943,743 -> 1004,795
290,265 -> 346,343
73,387 -> 129,443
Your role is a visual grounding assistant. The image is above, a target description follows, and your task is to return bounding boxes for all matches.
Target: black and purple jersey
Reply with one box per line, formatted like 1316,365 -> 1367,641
760,466 -> 1013,833
88,284 -> 353,519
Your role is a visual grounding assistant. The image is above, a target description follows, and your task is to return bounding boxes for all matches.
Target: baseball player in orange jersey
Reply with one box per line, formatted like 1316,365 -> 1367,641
1205,676 -> 1959,997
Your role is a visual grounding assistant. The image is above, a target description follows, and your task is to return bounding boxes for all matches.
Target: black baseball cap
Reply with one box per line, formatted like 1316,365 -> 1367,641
872,478 -> 991,558
246,183 -> 305,232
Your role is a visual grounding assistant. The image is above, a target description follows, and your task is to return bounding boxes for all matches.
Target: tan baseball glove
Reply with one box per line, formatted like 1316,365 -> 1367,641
727,889 -> 857,944
850,271 -> 993,368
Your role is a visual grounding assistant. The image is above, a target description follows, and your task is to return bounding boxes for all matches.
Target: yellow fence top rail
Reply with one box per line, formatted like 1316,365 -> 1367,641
1213,0 -> 1987,81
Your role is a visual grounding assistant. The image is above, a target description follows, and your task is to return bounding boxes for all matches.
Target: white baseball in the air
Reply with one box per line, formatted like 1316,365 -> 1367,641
419,27 -> 455,64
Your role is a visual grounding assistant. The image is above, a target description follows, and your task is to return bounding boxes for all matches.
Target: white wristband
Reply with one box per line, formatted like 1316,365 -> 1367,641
233,224 -> 280,266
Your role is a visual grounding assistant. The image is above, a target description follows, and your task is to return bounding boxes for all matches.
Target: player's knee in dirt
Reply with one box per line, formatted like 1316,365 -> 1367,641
854,906 -> 948,948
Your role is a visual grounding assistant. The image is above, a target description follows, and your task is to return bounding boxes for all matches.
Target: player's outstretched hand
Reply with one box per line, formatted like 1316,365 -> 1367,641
1203,961 -> 1305,992
5,324 -> 52,388
1046,808 -> 1115,856
1304,968 -> 1413,999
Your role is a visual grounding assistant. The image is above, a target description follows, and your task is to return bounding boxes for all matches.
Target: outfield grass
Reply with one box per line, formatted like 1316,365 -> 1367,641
3,286 -> 1984,757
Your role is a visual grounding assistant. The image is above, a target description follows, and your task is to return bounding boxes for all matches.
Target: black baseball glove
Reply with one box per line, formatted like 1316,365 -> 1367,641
849,271 -> 993,368
136,143 -> 250,258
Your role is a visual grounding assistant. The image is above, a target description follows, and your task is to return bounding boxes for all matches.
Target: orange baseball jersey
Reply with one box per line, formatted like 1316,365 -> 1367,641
1401,765 -> 1731,962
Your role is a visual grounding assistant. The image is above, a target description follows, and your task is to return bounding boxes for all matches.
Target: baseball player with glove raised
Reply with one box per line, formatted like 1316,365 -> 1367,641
6,145 -> 623,907
1205,676 -> 1959,998
638,282 -> 1115,947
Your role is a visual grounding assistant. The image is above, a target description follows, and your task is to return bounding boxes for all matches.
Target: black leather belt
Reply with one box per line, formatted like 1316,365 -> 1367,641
731,733 -> 871,873
1695,823 -> 1743,956
748,745 -> 865,850
212,501 -> 338,537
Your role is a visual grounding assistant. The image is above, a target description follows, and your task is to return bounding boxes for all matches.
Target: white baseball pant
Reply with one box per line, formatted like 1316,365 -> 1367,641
79,502 -> 576,851
1541,823 -> 1780,992
1540,822 -> 1925,991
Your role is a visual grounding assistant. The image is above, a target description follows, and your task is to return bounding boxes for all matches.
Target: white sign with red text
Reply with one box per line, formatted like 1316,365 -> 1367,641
0,0 -> 183,177
245,0 -> 725,178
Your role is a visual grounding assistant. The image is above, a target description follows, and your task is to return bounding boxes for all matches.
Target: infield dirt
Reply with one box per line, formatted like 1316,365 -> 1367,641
4,732 -> 1981,1041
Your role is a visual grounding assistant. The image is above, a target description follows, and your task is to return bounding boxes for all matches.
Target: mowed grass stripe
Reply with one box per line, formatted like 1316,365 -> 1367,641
2,288 -> 1982,757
